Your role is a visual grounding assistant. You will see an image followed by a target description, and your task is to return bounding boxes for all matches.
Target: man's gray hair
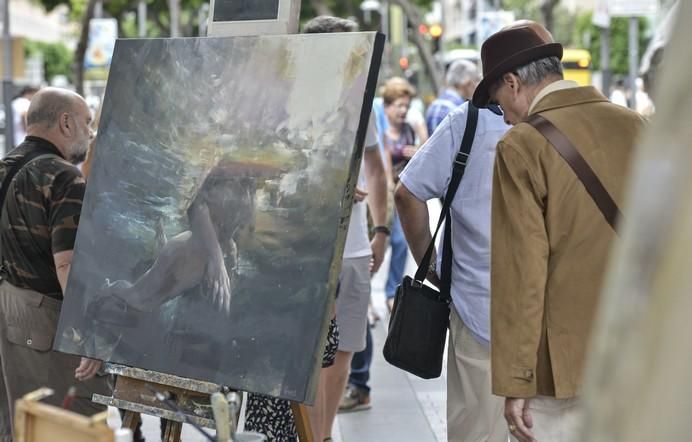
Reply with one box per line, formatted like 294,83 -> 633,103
515,56 -> 563,85
446,59 -> 479,88
26,87 -> 82,128
303,16 -> 358,34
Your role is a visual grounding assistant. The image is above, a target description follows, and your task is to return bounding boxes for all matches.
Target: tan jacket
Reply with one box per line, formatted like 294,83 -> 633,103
490,86 -> 645,399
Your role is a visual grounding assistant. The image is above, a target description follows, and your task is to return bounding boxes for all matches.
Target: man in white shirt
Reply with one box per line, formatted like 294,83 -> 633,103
11,86 -> 39,148
395,101 -> 510,441
303,16 -> 389,441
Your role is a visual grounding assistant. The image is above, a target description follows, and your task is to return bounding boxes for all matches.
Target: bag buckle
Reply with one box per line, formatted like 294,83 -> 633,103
454,151 -> 469,167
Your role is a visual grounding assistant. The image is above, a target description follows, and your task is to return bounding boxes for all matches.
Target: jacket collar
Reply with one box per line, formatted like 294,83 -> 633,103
528,86 -> 610,116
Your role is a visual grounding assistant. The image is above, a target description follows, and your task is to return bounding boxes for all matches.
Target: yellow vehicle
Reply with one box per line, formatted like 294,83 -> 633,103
562,48 -> 592,86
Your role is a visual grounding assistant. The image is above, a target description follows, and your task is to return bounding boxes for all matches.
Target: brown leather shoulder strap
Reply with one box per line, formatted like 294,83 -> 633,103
526,114 -> 623,233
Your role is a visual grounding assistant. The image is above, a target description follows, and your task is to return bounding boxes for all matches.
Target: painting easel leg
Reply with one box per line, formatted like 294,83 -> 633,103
162,419 -> 183,442
291,402 -> 313,442
121,410 -> 141,431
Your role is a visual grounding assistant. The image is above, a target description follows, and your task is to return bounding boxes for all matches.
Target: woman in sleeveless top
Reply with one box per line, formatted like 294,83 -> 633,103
380,77 -> 422,310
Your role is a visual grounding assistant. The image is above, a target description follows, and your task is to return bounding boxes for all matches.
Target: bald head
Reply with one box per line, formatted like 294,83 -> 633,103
27,87 -> 86,130
26,88 -> 93,164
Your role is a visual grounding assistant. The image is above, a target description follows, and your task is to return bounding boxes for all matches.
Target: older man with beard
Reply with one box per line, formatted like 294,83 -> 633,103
0,88 -> 111,441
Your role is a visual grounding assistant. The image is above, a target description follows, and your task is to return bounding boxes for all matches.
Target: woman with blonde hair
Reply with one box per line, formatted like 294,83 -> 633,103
380,77 -> 421,310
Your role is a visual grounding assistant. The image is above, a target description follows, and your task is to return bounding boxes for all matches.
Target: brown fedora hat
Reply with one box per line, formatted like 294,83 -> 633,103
472,21 -> 563,108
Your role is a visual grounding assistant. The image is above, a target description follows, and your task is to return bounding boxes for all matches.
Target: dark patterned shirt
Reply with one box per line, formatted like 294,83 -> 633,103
1,136 -> 85,298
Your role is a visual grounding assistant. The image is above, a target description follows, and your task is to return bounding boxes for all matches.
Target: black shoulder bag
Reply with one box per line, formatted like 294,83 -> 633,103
383,104 -> 479,379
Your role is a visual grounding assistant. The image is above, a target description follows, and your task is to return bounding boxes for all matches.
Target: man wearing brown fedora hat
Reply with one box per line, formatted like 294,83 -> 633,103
473,21 -> 646,442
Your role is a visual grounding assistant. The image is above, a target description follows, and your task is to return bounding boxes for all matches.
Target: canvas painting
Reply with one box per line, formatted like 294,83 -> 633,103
54,33 -> 383,403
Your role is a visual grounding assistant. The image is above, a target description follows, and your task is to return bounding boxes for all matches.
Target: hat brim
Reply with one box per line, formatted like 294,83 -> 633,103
472,43 -> 563,108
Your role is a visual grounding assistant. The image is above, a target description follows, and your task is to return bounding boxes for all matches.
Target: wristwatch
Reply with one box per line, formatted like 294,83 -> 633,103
371,225 -> 391,236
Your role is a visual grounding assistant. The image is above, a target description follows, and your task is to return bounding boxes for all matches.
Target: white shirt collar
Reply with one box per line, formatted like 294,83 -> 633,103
529,80 -> 580,114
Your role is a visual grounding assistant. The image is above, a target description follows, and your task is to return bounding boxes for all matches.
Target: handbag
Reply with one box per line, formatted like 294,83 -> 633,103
383,104 -> 479,379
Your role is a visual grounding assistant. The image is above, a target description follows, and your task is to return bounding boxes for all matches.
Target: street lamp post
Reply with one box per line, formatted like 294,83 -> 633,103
628,16 -> 638,110
2,0 -> 13,154
360,0 -> 389,74
138,0 -> 147,38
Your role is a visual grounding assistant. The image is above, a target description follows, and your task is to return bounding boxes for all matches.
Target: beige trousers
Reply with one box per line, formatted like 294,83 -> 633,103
447,308 -> 508,442
509,396 -> 582,442
0,281 -> 111,441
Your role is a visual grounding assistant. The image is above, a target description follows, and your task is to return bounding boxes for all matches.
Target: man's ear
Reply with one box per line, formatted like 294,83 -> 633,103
59,112 -> 72,136
503,73 -> 519,91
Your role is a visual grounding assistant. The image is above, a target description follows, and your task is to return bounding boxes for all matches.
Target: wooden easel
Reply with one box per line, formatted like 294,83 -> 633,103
93,363 -> 313,442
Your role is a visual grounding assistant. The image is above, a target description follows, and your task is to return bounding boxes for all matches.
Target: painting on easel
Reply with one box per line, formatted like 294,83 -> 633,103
54,33 -> 383,403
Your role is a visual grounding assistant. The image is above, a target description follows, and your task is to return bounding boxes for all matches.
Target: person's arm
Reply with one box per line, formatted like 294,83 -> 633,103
53,250 -> 102,380
395,112 -> 458,287
413,120 -> 429,145
50,171 -> 102,380
491,142 -> 548,441
394,183 -> 440,287
188,199 -> 231,313
363,146 -> 388,274
54,250 -> 73,293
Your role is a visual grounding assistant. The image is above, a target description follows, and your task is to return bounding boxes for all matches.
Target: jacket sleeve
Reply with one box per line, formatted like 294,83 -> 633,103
490,140 -> 549,398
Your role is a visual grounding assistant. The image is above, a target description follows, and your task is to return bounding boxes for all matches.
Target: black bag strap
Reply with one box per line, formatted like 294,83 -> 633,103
0,148 -> 59,272
413,104 -> 479,296
526,114 -> 623,233
0,148 -> 58,212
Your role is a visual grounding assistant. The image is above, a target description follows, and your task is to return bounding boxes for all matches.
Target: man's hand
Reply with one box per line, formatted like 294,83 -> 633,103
354,187 -> 368,203
75,357 -> 101,381
370,233 -> 387,274
505,397 -> 536,442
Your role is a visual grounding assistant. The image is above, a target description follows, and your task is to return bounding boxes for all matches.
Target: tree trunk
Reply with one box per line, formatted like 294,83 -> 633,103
539,0 -> 560,33
74,0 -> 98,96
389,0 -> 443,95
580,3 -> 692,441
309,0 -> 333,17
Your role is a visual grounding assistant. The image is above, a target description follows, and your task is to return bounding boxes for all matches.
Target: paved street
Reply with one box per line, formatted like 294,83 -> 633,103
109,203 -> 446,442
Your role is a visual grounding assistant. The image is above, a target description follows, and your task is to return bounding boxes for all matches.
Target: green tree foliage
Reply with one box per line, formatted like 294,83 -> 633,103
24,40 -> 74,83
574,13 -> 649,75
500,0 -> 541,22
299,0 -> 434,28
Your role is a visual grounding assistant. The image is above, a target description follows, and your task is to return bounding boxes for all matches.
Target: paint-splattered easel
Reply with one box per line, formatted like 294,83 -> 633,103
91,2 -> 315,441
94,363 -> 315,441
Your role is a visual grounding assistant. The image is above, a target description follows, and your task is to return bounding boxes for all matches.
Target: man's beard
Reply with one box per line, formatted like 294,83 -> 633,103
70,142 -> 88,165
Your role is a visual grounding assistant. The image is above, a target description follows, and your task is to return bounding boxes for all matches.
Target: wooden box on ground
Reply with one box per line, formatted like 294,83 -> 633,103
14,388 -> 114,442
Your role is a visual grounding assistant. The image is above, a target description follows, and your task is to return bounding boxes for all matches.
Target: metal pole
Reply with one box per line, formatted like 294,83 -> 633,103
169,0 -> 180,37
475,0 -> 484,46
198,4 -> 208,37
94,1 -> 103,18
2,0 -> 14,153
628,16 -> 638,110
600,26 -> 611,96
401,8 -> 407,62
381,0 -> 390,76
138,0 -> 147,38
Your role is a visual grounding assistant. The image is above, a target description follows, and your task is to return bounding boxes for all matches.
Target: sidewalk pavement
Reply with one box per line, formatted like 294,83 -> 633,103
110,201 -> 447,441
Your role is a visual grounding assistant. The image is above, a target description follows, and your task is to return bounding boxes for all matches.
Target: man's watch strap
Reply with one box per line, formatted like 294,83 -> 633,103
372,225 -> 391,236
